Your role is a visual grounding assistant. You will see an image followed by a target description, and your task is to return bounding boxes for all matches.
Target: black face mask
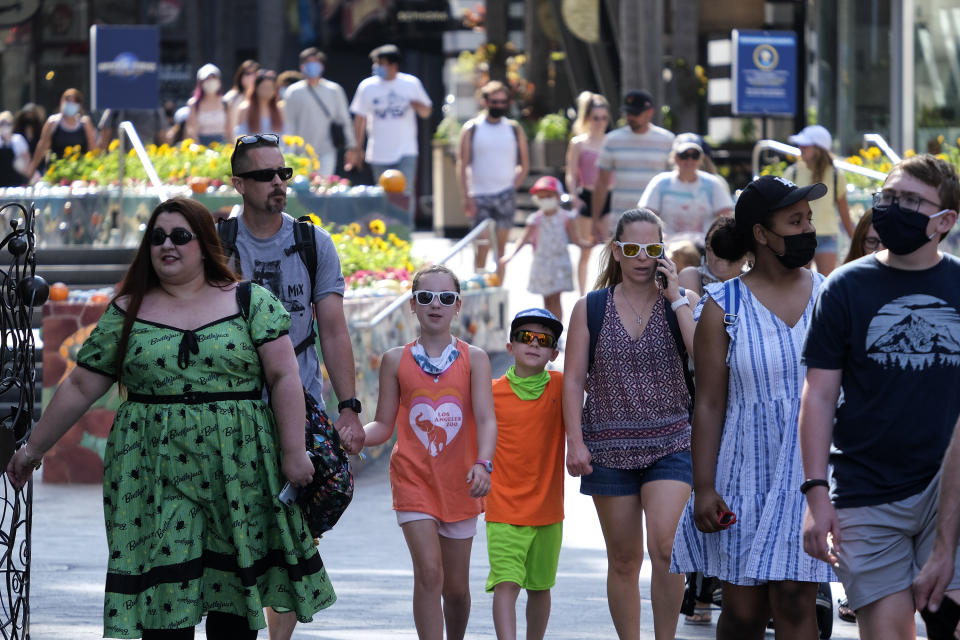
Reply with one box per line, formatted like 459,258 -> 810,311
487,106 -> 507,119
872,203 -> 946,255
765,229 -> 817,269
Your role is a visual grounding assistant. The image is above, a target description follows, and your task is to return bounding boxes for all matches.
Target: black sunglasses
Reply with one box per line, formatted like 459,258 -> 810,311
234,133 -> 280,149
149,227 -> 195,246
676,150 -> 701,160
235,167 -> 293,182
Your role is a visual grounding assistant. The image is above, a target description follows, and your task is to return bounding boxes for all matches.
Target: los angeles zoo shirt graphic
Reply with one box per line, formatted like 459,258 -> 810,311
409,393 -> 464,456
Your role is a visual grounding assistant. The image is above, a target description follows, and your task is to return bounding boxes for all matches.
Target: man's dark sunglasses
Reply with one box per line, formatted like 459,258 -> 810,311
235,167 -> 294,182
149,227 -> 194,246
234,133 -> 280,149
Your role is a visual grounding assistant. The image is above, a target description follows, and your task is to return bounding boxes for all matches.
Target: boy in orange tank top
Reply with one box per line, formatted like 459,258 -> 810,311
364,265 -> 497,640
486,309 -> 566,640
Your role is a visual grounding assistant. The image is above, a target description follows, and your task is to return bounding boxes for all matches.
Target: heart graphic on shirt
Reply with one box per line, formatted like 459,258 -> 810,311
409,394 -> 464,457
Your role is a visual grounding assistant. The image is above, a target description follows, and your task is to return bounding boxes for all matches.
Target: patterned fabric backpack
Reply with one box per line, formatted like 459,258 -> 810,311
236,281 -> 354,537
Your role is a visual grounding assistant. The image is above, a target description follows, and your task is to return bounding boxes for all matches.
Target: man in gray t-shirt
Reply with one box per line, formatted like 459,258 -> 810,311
229,133 -> 363,640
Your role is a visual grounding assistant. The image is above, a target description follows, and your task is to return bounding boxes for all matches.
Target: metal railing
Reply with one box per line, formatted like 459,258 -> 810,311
356,218 -> 497,329
863,133 -> 901,164
752,139 -> 889,182
117,120 -> 168,203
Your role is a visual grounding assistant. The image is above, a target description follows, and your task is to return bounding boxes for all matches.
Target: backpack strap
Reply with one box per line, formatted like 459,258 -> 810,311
586,287 -> 610,373
216,217 -> 242,277
288,217 -> 319,356
236,280 -> 252,320
664,287 -> 696,408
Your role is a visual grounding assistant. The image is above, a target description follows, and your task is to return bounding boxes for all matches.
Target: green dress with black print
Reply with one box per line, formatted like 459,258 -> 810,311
75,283 -> 335,638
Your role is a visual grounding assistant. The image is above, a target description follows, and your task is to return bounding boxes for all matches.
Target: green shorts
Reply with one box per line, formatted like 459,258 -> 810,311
485,521 -> 562,592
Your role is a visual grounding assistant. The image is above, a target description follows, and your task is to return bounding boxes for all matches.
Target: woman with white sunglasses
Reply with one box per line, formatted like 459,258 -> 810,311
563,208 -> 699,640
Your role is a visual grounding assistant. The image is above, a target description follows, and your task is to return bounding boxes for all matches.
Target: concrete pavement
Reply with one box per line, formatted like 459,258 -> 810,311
26,233 -> 911,638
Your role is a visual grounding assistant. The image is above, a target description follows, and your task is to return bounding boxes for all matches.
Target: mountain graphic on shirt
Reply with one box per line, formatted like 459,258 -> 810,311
866,294 -> 960,370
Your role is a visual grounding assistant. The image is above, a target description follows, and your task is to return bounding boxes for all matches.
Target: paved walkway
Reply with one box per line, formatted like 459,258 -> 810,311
26,233 -> 914,638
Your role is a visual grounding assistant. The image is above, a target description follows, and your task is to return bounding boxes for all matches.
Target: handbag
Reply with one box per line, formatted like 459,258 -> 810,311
306,85 -> 347,151
236,281 -> 354,537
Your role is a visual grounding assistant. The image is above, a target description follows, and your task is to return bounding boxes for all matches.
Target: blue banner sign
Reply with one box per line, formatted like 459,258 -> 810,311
90,25 -> 159,111
732,29 -> 797,117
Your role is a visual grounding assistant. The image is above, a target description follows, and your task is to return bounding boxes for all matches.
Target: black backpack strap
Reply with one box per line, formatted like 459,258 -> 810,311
236,280 -> 252,320
289,217 -> 320,356
586,287 -> 609,373
216,217 -> 242,277
664,287 -> 696,407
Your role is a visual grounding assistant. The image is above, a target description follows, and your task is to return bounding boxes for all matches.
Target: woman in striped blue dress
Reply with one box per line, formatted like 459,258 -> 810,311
671,175 -> 835,639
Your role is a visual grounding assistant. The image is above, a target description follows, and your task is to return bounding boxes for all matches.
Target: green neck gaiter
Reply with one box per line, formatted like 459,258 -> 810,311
504,365 -> 550,400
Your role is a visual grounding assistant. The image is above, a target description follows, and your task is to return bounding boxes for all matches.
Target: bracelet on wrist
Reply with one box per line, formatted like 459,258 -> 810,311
799,478 -> 829,494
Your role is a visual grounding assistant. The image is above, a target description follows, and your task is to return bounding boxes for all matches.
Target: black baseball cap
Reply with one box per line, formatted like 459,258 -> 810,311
511,308 -> 563,339
622,90 -> 654,115
735,175 -> 827,227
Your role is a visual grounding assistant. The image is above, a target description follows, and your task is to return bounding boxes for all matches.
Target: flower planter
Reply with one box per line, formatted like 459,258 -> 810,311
531,139 -> 567,171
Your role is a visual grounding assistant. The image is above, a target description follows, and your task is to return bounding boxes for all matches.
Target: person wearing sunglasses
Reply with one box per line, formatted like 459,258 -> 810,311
234,69 -> 283,137
670,175 -> 834,639
485,308 -> 565,640
802,155 -> 960,639
363,264 -> 496,640
457,80 -> 530,281
8,198 -> 335,638
229,132 -> 365,639
565,91 -> 612,294
563,207 -> 699,640
638,133 -> 734,246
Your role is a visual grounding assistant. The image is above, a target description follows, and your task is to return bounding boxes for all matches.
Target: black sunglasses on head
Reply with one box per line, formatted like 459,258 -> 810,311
149,227 -> 195,246
234,133 -> 280,149
235,167 -> 293,182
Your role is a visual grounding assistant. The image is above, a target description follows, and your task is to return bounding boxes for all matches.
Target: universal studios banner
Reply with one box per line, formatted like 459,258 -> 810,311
89,25 -> 159,111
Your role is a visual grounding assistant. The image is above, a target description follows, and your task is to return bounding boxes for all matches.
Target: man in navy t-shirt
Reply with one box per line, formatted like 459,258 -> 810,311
800,154 -> 960,637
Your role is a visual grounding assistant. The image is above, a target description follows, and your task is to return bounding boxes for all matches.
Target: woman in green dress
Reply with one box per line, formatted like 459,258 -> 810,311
7,197 -> 336,638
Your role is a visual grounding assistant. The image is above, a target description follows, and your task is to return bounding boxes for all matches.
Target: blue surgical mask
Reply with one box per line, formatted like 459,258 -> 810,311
373,64 -> 388,79
62,101 -> 80,117
303,61 -> 323,79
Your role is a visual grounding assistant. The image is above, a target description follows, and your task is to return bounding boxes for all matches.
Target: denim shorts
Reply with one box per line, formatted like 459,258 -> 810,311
816,234 -> 838,253
579,450 -> 692,496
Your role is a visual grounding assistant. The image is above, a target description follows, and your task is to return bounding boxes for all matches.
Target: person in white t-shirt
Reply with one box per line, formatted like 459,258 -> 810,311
350,44 -> 432,216
638,134 -> 733,243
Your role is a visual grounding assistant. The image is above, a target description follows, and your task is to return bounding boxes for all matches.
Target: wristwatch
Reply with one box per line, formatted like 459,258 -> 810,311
670,296 -> 691,311
475,459 -> 493,473
337,398 -> 362,414
799,478 -> 829,494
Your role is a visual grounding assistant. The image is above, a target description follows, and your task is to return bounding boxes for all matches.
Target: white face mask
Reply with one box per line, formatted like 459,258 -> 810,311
532,195 -> 559,210
202,78 -> 221,94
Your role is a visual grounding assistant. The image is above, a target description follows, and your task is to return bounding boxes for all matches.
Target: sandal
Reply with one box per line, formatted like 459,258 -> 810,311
838,597 -> 856,623
684,605 -> 712,625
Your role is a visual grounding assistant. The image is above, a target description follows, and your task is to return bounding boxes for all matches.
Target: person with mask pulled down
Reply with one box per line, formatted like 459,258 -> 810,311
801,154 -> 960,639
671,175 -> 834,639
283,47 -> 358,176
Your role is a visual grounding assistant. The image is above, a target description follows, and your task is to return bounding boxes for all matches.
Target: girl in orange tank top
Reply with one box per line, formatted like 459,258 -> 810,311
364,265 -> 497,640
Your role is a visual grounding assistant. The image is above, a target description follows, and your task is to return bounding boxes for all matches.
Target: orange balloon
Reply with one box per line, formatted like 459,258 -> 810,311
49,282 -> 69,302
378,169 -> 407,193
89,293 -> 110,304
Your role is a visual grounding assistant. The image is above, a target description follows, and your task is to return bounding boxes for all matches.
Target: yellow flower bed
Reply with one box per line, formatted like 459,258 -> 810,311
43,136 -> 321,187
306,216 -> 420,288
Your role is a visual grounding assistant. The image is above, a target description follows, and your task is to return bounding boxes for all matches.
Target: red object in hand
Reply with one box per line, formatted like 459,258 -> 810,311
718,511 -> 737,528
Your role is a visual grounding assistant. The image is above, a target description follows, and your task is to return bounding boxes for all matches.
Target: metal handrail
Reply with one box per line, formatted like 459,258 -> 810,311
117,121 -> 168,202
356,218 -> 497,329
752,140 -> 888,182
863,133 -> 901,163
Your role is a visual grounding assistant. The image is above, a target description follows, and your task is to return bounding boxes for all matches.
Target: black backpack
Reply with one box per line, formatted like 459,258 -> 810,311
218,215 -> 319,356
585,286 -> 695,415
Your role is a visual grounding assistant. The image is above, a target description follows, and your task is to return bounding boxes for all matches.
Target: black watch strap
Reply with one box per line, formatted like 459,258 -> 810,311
337,397 -> 362,414
799,478 -> 829,494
